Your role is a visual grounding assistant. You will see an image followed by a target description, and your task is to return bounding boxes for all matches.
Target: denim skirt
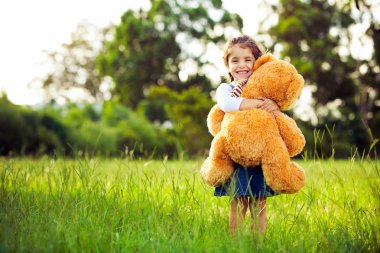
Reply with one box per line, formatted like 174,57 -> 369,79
214,163 -> 278,198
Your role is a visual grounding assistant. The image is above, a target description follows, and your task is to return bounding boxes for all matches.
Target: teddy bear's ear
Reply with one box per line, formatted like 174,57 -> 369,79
253,53 -> 276,71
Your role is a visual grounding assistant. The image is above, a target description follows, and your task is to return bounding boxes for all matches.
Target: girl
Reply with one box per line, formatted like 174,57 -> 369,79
214,35 -> 279,235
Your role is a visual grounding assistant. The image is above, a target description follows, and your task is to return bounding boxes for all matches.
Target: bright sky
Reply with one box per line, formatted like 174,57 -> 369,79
0,0 -> 147,105
0,0 -> 261,106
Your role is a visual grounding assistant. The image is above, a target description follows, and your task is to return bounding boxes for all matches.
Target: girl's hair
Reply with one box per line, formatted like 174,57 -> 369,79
223,35 -> 263,82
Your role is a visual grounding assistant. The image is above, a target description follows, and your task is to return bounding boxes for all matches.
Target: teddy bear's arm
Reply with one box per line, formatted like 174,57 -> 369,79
200,134 -> 234,186
274,112 -> 306,157
207,105 -> 225,136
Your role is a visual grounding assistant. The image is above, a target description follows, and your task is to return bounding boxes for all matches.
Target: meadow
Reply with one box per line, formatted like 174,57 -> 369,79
0,157 -> 379,252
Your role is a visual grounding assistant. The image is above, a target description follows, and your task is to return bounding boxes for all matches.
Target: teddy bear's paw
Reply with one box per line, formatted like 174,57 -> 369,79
200,157 -> 233,187
285,162 -> 305,193
267,162 -> 305,194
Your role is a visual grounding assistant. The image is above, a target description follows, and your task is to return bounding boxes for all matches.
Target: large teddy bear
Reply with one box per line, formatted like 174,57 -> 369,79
200,54 -> 306,193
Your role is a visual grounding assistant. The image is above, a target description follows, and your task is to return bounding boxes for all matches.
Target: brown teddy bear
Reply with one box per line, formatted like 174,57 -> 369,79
200,54 -> 306,193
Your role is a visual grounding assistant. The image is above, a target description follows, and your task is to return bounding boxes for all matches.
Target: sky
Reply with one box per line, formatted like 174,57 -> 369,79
0,0 -> 262,106
0,0 -> 146,105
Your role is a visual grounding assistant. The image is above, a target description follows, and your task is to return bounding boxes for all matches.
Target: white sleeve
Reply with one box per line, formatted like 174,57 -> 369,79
216,83 -> 244,112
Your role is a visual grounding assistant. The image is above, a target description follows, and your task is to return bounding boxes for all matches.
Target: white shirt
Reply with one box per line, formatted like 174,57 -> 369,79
216,82 -> 244,112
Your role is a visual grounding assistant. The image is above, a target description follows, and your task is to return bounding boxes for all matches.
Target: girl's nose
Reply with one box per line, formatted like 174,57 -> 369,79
237,60 -> 244,67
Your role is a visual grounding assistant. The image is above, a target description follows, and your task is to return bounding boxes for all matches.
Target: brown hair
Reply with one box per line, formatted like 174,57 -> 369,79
223,35 -> 263,82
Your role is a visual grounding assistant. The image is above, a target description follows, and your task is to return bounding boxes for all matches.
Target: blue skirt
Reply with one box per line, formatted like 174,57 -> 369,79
214,163 -> 278,198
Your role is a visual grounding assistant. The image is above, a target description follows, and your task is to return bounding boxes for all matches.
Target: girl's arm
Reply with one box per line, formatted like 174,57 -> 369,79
216,83 -> 244,112
239,99 -> 264,110
216,83 -> 278,112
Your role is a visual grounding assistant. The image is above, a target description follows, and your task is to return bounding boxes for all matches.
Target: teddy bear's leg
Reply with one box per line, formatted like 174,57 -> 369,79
200,134 -> 234,187
274,112 -> 306,157
261,141 -> 305,193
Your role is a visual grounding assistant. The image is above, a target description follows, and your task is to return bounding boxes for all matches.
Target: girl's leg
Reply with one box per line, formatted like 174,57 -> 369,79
229,197 -> 249,232
249,197 -> 267,235
229,198 -> 238,232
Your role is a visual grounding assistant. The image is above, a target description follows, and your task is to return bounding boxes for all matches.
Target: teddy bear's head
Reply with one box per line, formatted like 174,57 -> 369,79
241,54 -> 304,110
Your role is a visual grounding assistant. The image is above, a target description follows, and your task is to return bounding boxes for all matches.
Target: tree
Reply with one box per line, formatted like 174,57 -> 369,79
33,22 -> 114,104
97,0 -> 243,109
0,94 -> 67,156
267,0 -> 356,107
352,0 -> 380,143
145,85 -> 214,157
263,0 -> 379,155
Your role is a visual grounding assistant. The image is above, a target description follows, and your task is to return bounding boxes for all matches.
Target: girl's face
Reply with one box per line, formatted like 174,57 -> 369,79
227,45 -> 255,81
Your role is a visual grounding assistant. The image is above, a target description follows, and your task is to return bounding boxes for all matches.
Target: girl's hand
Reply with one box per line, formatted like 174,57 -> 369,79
239,98 -> 263,110
236,79 -> 248,86
257,97 -> 279,113
239,97 -> 279,112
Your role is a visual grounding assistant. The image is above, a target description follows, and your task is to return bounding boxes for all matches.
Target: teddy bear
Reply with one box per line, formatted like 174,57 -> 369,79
200,53 -> 306,194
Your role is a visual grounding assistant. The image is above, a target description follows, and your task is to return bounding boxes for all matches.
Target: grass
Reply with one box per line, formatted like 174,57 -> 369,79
0,157 -> 379,252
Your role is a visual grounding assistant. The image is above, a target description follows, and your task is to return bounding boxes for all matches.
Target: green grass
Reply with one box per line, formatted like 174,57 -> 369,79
0,157 -> 379,252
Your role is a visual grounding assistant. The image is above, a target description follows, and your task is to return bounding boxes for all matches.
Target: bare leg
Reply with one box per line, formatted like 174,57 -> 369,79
259,198 -> 267,235
229,198 -> 238,232
229,197 -> 249,233
249,197 -> 267,236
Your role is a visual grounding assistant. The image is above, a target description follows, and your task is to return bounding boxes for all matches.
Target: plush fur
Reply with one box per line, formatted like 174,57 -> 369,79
200,54 -> 306,193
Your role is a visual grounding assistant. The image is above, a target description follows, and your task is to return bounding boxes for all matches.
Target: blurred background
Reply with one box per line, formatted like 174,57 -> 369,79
0,0 -> 379,159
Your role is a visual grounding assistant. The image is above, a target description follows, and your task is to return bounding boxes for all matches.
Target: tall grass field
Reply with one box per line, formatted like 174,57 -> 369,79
0,157 -> 379,252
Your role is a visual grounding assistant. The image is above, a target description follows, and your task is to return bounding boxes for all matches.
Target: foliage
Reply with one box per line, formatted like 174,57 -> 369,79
2,92 -> 376,158
144,85 -> 214,156
97,0 -> 243,108
264,0 -> 379,154
0,158 -> 379,252
59,102 -> 179,158
0,94 -> 179,158
101,101 -> 175,157
29,0 -> 244,157
0,95 -> 66,156
269,0 -> 356,105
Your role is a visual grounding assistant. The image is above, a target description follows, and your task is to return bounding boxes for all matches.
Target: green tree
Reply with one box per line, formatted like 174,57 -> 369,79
97,0 -> 243,109
0,94 -> 25,155
0,94 -> 66,156
264,0 -> 379,154
146,85 -> 214,157
268,0 -> 356,107
353,0 -> 380,144
101,101 -> 174,157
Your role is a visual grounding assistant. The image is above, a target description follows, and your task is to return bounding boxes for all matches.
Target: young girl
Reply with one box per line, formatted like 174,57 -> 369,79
214,35 -> 280,235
